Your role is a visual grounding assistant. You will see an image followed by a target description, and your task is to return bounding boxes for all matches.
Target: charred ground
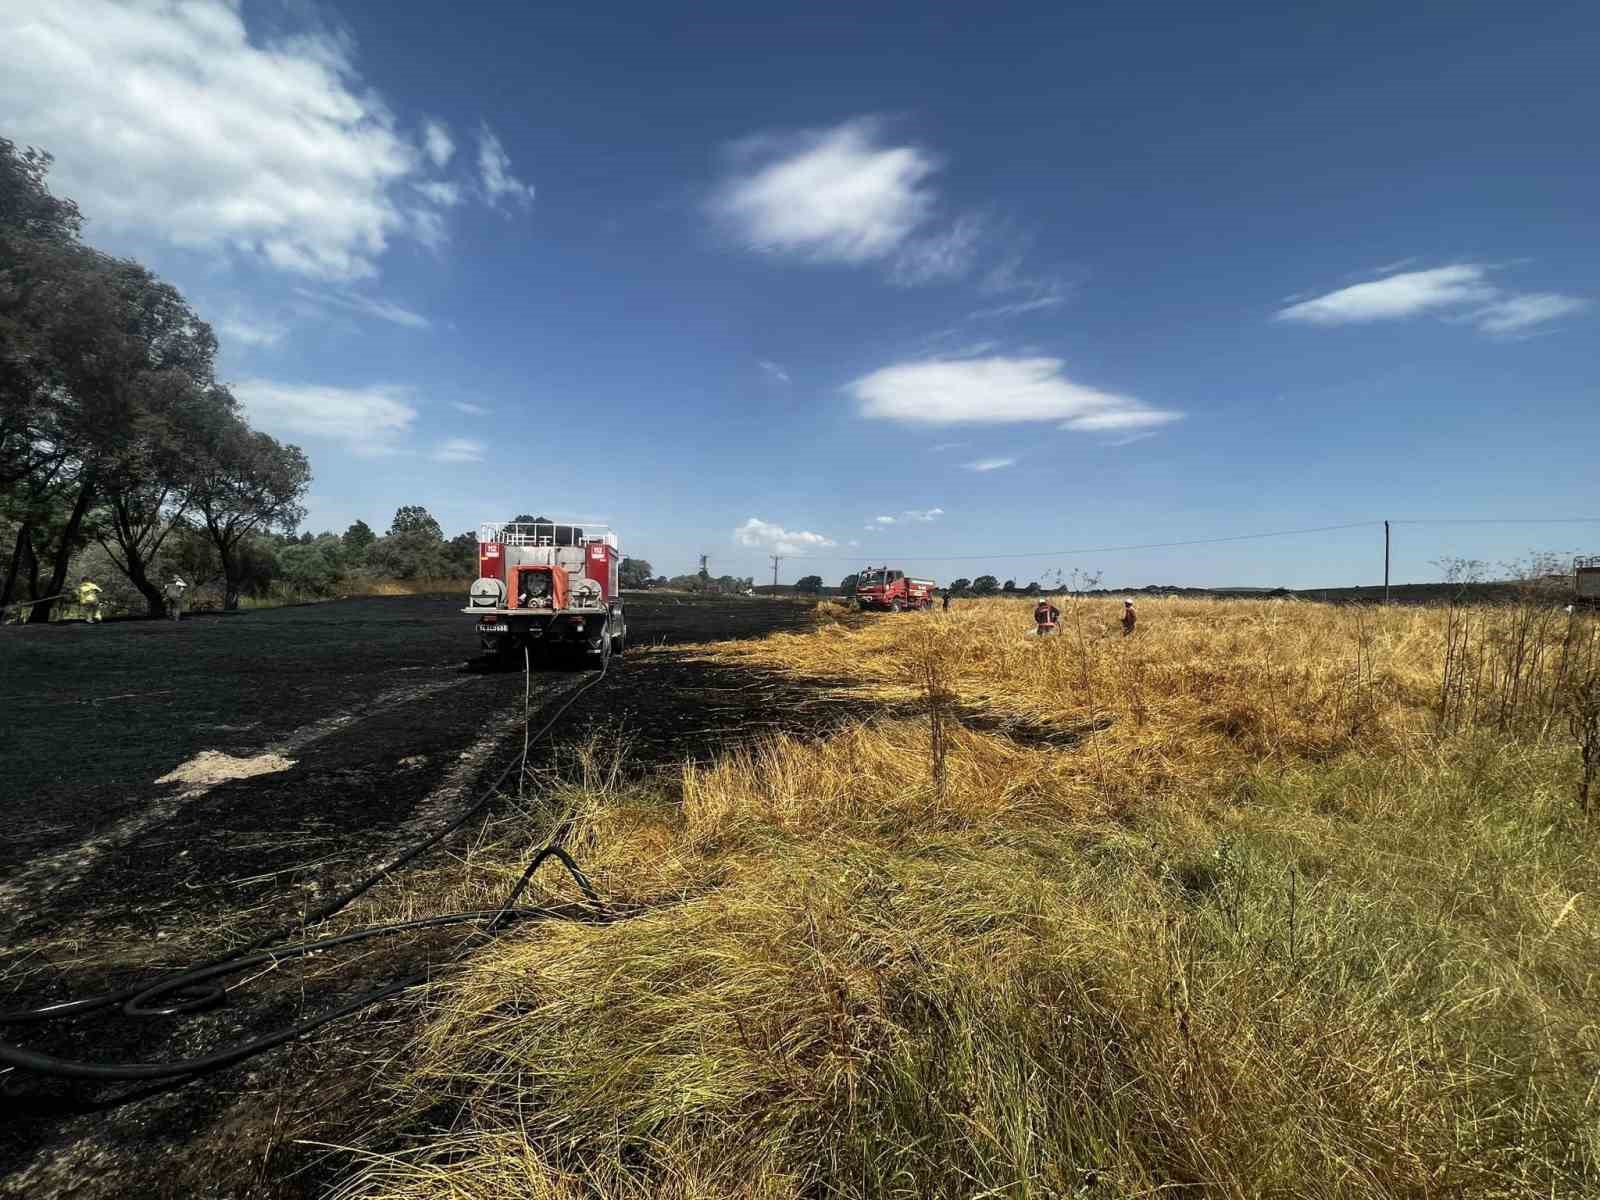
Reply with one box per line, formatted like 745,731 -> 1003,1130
0,591 -> 848,1199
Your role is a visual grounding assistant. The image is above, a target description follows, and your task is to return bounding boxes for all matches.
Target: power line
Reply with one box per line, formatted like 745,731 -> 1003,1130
779,517 -> 1600,563
1389,518 -> 1600,526
784,520 -> 1384,562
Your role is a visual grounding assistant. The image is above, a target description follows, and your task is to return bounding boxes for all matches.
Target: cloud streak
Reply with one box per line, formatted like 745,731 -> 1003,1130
848,355 -> 1182,432
234,380 -> 417,455
964,457 -> 1016,472
295,288 -> 430,329
432,437 -> 486,463
477,124 -> 536,210
1278,264 -> 1587,336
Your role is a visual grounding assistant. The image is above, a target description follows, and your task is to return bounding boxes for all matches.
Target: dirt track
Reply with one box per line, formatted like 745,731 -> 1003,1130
0,592 -> 834,1199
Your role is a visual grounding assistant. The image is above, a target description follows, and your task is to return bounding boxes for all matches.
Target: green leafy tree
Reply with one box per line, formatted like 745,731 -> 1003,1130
185,401 -> 312,608
620,557 -> 654,588
972,575 -> 999,595
948,577 -> 972,594
1024,581 -> 1041,595
1002,579 -> 1016,593
447,531 -> 478,577
795,574 -> 824,594
839,572 -> 859,594
367,532 -> 450,580
276,535 -> 346,596
389,505 -> 442,539
342,519 -> 376,559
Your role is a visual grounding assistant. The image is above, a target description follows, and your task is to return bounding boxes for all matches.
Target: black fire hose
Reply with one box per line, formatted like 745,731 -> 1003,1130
0,653 -> 613,1085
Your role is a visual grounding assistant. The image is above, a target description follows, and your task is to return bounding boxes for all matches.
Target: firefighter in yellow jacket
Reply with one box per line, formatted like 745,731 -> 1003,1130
76,577 -> 103,623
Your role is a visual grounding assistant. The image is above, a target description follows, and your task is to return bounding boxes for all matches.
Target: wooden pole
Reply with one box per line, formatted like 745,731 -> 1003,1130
1384,520 -> 1391,605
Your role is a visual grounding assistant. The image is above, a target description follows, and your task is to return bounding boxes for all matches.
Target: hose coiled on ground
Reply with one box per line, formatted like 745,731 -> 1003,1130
0,651 -> 613,1086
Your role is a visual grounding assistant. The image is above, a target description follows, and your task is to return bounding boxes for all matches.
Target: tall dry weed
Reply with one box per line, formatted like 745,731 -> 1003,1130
333,596 -> 1600,1200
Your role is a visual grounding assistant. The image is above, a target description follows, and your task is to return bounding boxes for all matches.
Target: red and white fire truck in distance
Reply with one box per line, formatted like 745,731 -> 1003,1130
855,566 -> 936,612
465,519 -> 627,662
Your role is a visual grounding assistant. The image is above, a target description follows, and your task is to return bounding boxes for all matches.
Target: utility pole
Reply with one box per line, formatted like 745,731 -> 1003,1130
1384,520 -> 1391,605
770,555 -> 782,589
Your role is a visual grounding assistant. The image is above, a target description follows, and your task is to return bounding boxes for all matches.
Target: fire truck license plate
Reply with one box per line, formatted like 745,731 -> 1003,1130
480,623 -> 508,633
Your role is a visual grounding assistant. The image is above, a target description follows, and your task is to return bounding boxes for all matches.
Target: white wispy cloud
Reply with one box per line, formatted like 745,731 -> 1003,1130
451,401 -> 490,415
710,117 -> 937,265
0,0 -> 494,282
758,359 -> 791,383
234,380 -> 417,455
874,515 -> 896,525
1278,263 -> 1587,336
1474,293 -> 1590,335
421,118 -> 455,169
902,507 -> 944,522
217,315 -> 287,348
432,437 -> 486,463
889,214 -> 985,285
1277,265 -> 1496,325
1060,409 -> 1182,432
477,124 -> 536,210
734,517 -> 837,557
294,288 -> 430,329
848,355 -> 1182,432
968,294 -> 1064,320
413,181 -> 464,207
964,457 -> 1016,472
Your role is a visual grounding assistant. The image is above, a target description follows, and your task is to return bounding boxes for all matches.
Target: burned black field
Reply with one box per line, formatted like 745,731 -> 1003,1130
0,592 -> 835,1199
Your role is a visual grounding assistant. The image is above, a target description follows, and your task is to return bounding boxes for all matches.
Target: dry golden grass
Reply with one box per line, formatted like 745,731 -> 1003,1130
335,597 -> 1600,1200
352,577 -> 474,597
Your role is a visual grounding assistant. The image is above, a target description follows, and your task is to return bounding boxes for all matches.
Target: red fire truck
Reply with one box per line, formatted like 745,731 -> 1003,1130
464,519 -> 626,662
855,566 -> 936,612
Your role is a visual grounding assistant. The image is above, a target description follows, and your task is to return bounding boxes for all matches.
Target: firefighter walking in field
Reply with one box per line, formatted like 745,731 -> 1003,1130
1034,597 -> 1061,635
76,577 -> 103,623
1121,598 -> 1137,637
941,589 -> 950,611
164,575 -> 188,621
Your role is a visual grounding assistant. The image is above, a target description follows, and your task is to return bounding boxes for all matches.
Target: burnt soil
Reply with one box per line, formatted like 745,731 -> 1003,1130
0,592 -> 864,1199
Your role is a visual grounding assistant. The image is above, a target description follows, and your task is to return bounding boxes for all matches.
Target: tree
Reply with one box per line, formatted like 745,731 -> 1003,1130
389,505 -> 442,539
446,531 -> 478,577
1002,579 -> 1016,593
186,403 -> 311,608
276,534 -> 345,596
342,519 -> 376,558
620,557 -> 655,588
839,573 -> 859,594
948,577 -> 972,595
1024,581 -> 1041,596
972,575 -> 999,595
795,574 -> 824,594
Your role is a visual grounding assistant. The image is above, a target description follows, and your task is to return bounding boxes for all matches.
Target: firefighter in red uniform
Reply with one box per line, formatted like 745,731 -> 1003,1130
1033,597 -> 1060,635
1121,598 -> 1137,637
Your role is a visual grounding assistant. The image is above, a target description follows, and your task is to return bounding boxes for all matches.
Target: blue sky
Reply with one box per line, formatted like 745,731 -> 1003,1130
3,0 -> 1596,586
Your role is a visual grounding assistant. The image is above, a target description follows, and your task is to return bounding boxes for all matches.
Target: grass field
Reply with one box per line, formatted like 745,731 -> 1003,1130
325,595 -> 1600,1199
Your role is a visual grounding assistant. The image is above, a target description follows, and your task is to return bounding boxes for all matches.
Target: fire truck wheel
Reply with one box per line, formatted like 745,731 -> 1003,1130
890,599 -> 904,612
